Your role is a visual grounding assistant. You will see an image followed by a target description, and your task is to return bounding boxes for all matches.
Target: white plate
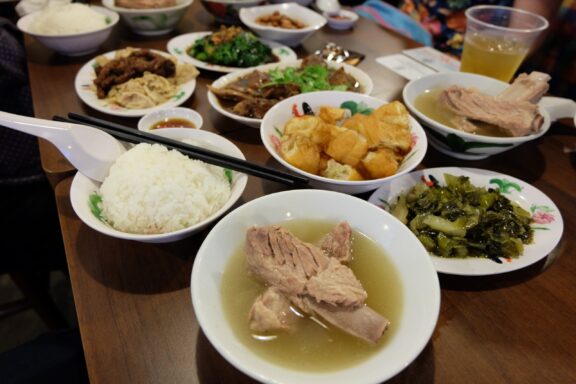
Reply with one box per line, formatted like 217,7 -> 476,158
192,189 -> 440,384
208,59 -> 374,128
74,49 -> 197,117
368,167 -> 564,276
166,31 -> 297,73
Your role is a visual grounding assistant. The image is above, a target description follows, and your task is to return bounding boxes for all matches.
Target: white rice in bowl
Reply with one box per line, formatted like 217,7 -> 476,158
30,3 -> 108,35
98,143 -> 231,234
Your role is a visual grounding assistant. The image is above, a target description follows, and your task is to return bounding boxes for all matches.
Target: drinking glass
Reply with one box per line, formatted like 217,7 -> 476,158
459,5 -> 548,83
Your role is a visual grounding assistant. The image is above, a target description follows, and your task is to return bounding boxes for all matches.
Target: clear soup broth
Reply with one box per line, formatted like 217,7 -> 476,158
220,220 -> 404,372
414,88 -> 509,137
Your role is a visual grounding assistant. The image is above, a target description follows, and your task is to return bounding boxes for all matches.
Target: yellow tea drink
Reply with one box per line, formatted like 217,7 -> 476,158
460,33 -> 528,82
461,5 -> 549,83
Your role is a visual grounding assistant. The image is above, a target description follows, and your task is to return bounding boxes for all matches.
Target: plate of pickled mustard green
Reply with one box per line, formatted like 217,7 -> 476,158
368,167 -> 563,276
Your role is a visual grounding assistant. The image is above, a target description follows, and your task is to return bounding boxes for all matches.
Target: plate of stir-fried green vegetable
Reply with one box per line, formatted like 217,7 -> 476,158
368,167 -> 563,275
167,30 -> 297,73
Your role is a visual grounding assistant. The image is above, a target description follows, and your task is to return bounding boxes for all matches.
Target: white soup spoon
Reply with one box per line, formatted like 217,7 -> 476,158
0,111 -> 125,182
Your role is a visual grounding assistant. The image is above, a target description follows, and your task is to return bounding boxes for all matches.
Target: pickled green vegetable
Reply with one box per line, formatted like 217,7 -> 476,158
391,174 -> 533,262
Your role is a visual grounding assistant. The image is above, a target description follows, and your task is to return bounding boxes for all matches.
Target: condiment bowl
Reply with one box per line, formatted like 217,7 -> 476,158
402,72 -> 552,160
102,0 -> 192,36
324,9 -> 359,30
138,107 -> 204,132
70,128 -> 247,243
201,0 -> 266,24
207,59 -> 374,128
16,5 -> 119,56
260,91 -> 427,194
191,189 -> 441,384
239,2 -> 327,47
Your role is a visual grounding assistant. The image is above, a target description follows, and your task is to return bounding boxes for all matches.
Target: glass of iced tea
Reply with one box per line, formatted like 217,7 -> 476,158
460,5 -> 548,82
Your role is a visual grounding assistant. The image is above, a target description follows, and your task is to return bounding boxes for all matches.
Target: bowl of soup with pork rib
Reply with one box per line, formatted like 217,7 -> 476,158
402,71 -> 554,160
191,189 -> 440,384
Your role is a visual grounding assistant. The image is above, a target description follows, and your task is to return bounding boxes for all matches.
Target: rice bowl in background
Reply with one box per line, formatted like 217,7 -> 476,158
17,5 -> 119,56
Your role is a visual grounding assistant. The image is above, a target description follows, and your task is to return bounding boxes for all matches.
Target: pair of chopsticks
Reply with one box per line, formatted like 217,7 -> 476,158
53,113 -> 309,187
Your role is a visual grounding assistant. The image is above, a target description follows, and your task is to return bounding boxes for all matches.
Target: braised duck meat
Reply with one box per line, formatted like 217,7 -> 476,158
209,56 -> 363,119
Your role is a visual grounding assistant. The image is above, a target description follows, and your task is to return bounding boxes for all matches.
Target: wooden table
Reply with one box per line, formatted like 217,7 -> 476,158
24,2 -> 576,383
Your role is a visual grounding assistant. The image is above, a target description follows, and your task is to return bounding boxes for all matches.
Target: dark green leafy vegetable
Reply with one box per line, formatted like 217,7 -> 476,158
390,174 -> 533,261
188,29 -> 274,67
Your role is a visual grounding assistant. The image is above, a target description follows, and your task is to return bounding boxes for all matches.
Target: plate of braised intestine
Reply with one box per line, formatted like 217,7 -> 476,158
368,167 -> 564,276
166,26 -> 298,74
74,47 -> 199,117
207,55 -> 374,129
191,189 -> 441,384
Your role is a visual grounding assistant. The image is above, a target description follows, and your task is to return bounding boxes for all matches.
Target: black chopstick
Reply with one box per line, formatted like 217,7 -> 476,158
53,114 -> 309,187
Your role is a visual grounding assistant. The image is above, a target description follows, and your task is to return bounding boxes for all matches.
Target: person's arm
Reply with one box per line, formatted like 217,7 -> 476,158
514,0 -> 563,23
513,0 -> 563,53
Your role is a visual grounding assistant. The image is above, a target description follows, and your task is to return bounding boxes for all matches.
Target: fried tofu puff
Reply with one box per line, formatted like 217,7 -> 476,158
360,147 -> 399,179
372,101 -> 412,153
280,135 -> 321,174
283,115 -> 331,148
344,103 -> 412,153
318,106 -> 347,125
325,125 -> 368,167
321,159 -> 364,181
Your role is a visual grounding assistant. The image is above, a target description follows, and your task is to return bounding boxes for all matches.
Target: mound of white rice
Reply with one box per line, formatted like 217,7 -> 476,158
99,143 -> 231,234
30,3 -> 108,35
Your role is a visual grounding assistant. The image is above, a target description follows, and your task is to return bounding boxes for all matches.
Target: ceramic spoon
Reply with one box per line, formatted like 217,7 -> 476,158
0,111 -> 125,182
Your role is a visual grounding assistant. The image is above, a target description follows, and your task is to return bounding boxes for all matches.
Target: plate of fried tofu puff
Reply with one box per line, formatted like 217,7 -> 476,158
260,91 -> 428,194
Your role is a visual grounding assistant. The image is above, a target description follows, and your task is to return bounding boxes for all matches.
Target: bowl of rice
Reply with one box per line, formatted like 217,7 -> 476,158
17,3 -> 119,56
70,128 -> 248,243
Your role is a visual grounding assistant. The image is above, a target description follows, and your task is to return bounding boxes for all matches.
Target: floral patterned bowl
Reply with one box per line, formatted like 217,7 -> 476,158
402,72 -> 552,160
260,91 -> 427,195
102,0 -> 192,36
201,0 -> 266,24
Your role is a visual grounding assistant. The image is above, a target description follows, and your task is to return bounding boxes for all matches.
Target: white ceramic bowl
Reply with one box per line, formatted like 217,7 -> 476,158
269,0 -> 313,5
192,189 -> 441,384
16,6 -> 119,56
402,72 -> 552,160
208,60 -> 374,128
70,129 -> 248,243
324,9 -> 359,30
138,107 -> 204,132
201,0 -> 266,24
239,3 -> 327,47
102,0 -> 192,36
260,91 -> 427,194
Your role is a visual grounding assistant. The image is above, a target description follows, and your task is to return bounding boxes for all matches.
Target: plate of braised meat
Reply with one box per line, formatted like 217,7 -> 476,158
74,47 -> 199,117
207,55 -> 374,128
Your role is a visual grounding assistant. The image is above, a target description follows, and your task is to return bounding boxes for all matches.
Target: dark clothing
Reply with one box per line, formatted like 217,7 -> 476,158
0,328 -> 89,384
0,17 -> 66,271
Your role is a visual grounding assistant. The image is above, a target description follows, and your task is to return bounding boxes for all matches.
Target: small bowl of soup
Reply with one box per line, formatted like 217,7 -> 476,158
138,107 -> 203,132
